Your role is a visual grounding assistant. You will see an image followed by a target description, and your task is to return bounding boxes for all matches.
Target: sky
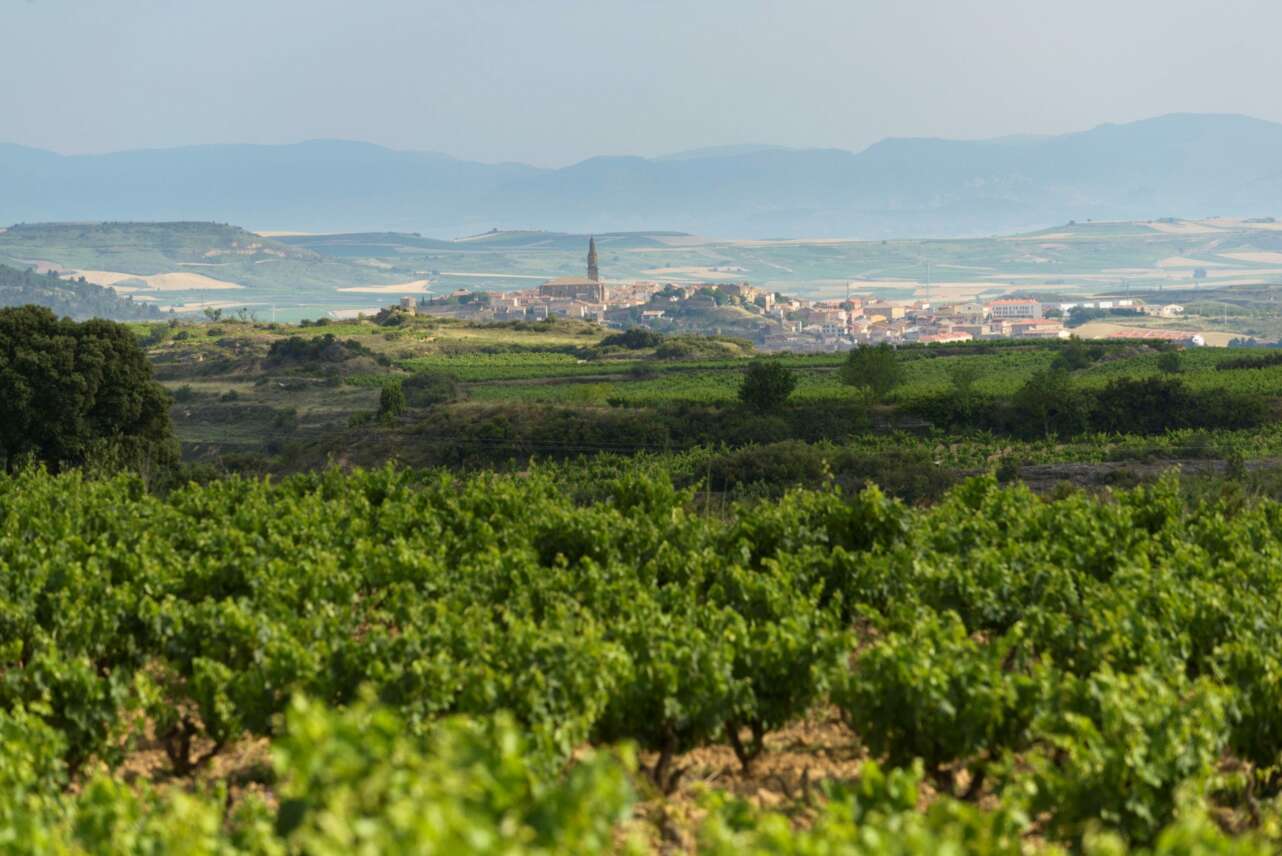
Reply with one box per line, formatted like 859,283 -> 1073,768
4,0 -> 1282,166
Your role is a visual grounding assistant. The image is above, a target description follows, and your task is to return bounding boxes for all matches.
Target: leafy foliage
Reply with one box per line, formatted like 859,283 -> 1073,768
840,343 -> 904,400
8,466 -> 1282,847
0,305 -> 176,470
737,361 -> 797,413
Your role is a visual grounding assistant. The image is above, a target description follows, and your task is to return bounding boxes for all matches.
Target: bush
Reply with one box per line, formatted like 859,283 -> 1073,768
834,613 -> 1038,788
403,370 -> 462,408
598,327 -> 663,350
378,380 -> 406,421
1092,377 -> 1197,434
266,334 -> 372,365
273,698 -> 635,854
1013,668 -> 1228,845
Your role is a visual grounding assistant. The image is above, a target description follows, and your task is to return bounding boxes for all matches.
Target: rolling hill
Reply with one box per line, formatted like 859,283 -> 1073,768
0,222 -> 425,319
0,263 -> 164,320
3,114 -> 1281,238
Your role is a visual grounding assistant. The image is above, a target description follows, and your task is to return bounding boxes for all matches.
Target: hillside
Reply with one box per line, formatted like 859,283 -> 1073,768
0,262 -> 163,320
10,216 -> 1282,318
0,222 -> 422,319
285,217 -> 1282,305
3,114 -> 1281,237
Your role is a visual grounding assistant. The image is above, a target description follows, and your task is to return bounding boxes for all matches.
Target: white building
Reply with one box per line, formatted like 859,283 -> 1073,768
988,299 -> 1043,320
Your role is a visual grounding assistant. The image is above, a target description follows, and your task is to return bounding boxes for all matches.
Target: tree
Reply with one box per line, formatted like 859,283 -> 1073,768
840,343 -> 903,401
1091,376 -> 1195,435
0,305 -> 175,470
946,361 -> 983,417
1013,368 -> 1088,439
1051,337 -> 1100,371
1157,350 -> 1183,374
738,361 -> 796,413
378,380 -> 407,422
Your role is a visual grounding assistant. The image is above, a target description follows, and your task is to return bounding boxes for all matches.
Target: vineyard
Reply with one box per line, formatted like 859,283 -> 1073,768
8,465 -> 1282,851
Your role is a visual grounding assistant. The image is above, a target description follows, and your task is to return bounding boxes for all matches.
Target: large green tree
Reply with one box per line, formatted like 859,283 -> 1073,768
738,361 -> 797,413
1013,368 -> 1089,439
0,305 -> 175,470
840,343 -> 904,401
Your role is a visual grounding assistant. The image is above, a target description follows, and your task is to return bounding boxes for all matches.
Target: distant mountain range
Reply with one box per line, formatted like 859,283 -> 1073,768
3,114 -> 1281,238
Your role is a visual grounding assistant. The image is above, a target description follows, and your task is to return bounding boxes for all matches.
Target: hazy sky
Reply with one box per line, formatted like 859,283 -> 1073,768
4,0 -> 1281,165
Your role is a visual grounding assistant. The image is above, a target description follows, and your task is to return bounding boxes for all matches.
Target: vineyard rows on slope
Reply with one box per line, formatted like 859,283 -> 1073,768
7,467 -> 1282,850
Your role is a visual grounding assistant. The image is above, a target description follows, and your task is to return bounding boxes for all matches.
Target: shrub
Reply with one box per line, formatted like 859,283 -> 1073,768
1012,668 -> 1228,845
834,613 -> 1039,790
266,334 -> 372,365
1091,377 -> 1197,435
378,380 -> 406,421
403,371 -> 462,408
599,327 -> 663,350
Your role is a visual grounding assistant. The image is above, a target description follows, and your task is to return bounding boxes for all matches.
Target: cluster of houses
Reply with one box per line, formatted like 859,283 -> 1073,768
401,241 -> 1198,351
407,280 -> 1200,351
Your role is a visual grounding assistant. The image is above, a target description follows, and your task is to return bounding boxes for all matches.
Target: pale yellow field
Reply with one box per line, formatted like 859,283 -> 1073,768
1156,256 -> 1230,269
335,279 -> 431,295
1147,221 -> 1226,235
75,270 -> 244,291
73,270 -> 144,287
1074,321 -> 1238,347
438,272 -> 547,280
1206,218 -> 1282,232
1005,232 -> 1075,241
1219,251 -> 1282,264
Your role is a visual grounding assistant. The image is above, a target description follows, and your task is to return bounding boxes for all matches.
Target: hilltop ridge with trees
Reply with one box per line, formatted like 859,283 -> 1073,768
0,263 -> 164,321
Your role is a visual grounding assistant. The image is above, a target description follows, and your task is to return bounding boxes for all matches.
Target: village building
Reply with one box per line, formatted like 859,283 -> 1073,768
537,237 -> 607,302
539,277 -> 606,302
863,302 -> 906,320
988,298 -> 1043,320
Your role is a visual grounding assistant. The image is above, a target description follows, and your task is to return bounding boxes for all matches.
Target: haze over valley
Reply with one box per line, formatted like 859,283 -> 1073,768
4,113 -> 1281,238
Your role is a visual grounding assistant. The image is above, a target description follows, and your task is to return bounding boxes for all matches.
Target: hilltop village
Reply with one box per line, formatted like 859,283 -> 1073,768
408,239 -> 1200,351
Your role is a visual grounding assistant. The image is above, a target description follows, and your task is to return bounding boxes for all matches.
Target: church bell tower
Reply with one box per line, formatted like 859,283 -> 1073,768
587,236 -> 600,282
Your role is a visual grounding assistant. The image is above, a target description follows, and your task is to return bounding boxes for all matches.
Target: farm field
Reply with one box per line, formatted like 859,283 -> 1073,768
11,464 -> 1282,850
16,305 -> 1282,851
136,312 -> 1282,489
